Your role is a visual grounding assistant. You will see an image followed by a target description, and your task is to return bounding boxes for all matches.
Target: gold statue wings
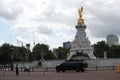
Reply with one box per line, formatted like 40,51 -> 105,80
78,7 -> 84,25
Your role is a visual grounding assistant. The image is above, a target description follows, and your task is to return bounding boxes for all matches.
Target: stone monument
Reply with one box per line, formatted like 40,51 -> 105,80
67,7 -> 96,59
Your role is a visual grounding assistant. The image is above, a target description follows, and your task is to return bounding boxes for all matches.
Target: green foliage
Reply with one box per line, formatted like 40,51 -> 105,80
44,50 -> 56,60
32,43 -> 56,60
14,46 -> 31,62
93,41 -> 109,58
0,43 -> 32,63
32,43 -> 42,60
107,45 -> 120,58
93,41 -> 120,58
0,43 -> 12,64
56,47 -> 69,59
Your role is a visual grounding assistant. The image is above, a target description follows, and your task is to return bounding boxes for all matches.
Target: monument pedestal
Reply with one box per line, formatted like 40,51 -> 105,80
67,25 -> 96,59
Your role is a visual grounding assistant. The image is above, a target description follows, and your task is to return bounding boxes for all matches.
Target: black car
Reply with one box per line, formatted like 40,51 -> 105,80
56,59 -> 88,72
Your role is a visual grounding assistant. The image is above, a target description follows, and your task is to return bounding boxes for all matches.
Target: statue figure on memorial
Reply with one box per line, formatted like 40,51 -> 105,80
78,6 -> 84,25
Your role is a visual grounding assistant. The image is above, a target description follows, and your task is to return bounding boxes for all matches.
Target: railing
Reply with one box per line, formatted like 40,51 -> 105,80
0,66 -> 117,72
87,66 -> 117,71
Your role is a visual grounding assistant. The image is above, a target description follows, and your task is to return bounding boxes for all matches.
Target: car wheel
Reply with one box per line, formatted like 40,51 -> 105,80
81,69 -> 85,72
56,68 -> 60,72
75,68 -> 80,72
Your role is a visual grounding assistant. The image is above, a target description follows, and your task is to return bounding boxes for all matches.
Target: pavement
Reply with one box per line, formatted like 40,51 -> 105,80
0,70 -> 120,80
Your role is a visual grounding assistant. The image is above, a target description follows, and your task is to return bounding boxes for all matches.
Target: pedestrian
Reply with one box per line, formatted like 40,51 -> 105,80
16,64 -> 19,75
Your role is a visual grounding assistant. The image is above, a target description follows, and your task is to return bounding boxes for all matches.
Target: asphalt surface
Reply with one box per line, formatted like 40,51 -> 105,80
0,70 -> 120,80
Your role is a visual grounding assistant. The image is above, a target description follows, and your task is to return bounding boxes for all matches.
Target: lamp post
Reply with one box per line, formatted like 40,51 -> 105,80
26,44 -> 30,62
41,50 -> 44,61
25,51 -> 29,62
10,46 -> 14,71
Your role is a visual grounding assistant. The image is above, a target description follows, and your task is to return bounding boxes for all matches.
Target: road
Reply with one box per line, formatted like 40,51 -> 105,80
0,70 -> 120,80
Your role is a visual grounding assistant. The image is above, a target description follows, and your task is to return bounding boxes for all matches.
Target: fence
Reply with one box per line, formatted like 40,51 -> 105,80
0,66 -> 117,72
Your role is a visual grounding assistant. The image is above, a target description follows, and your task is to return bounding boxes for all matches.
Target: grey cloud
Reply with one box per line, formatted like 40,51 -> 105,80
11,26 -> 33,36
32,5 -> 77,28
0,9 -> 22,20
36,26 -> 53,35
83,0 -> 120,38
0,0 -> 23,20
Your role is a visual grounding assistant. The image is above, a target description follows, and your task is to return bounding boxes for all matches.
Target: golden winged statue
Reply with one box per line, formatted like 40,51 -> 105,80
78,6 -> 84,25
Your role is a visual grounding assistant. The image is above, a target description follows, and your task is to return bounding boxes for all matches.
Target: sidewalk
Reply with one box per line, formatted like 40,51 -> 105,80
0,70 -> 120,80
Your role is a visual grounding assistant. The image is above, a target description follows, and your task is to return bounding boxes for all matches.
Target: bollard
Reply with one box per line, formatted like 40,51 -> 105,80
113,66 -> 115,70
96,66 -> 98,71
32,67 -> 34,72
43,71 -> 45,76
3,71 -> 5,76
3,68 -> 5,76
28,71 -> 30,76
46,67 -> 48,72
21,67 -> 22,72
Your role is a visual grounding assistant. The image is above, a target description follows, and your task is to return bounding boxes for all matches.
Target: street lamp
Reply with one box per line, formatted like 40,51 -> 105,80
26,44 -> 30,62
10,46 -> 14,71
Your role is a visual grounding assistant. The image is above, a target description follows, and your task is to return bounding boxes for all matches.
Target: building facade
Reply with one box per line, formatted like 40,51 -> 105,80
106,34 -> 119,47
63,41 -> 71,49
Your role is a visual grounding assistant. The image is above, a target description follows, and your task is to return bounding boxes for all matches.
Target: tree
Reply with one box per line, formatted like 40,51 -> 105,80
0,43 -> 12,64
107,45 -> 120,58
32,43 -> 50,60
44,50 -> 56,60
14,46 -> 31,62
56,47 -> 69,59
93,41 -> 109,58
0,43 -> 32,65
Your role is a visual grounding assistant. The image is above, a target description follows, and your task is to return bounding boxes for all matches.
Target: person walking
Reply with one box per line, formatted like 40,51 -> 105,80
16,64 -> 19,75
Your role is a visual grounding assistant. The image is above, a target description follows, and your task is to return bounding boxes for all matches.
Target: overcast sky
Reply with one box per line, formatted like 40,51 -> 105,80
0,0 -> 120,49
